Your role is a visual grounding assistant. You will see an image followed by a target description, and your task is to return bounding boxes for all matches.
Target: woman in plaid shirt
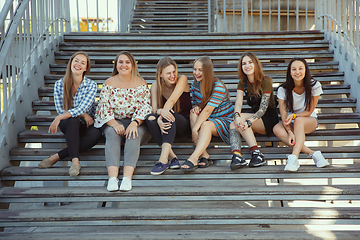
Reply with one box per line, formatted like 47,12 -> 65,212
38,52 -> 102,176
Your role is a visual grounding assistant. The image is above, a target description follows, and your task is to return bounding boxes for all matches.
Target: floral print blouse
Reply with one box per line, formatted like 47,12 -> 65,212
94,84 -> 151,128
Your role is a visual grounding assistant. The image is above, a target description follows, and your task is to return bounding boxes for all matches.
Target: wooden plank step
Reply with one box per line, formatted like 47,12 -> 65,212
2,165 -> 360,182
0,230 -> 359,240
1,207 -> 359,228
133,11 -> 208,14
16,128 -> 360,144
58,41 -> 330,52
25,112 -> 360,127
49,62 -> 339,74
63,31 -> 324,42
43,72 -> 345,85
54,50 -> 335,61
132,17 -> 208,22
1,185 -> 359,203
9,146 -> 360,161
130,29 -> 209,33
31,98 -> 357,113
37,84 -> 351,98
131,22 -> 208,26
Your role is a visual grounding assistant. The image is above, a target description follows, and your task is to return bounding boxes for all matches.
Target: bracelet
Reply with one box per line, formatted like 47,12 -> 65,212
132,119 -> 139,126
234,112 -> 240,118
292,113 -> 297,120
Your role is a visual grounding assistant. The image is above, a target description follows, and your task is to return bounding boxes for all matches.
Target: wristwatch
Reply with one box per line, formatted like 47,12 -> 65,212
245,119 -> 252,127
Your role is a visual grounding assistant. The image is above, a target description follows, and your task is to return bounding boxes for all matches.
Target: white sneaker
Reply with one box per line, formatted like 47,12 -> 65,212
310,151 -> 330,168
284,154 -> 300,172
107,177 -> 119,192
120,177 -> 132,191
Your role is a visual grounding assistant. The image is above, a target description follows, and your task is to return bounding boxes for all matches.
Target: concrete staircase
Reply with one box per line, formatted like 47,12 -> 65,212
0,4 -> 359,239
130,0 -> 208,33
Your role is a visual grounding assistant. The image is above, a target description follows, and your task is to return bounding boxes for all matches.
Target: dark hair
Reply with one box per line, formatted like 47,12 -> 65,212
238,52 -> 264,96
281,58 -> 316,112
63,51 -> 91,111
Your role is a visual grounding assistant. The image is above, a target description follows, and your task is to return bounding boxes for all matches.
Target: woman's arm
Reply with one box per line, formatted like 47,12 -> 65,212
293,95 -> 320,118
48,112 -> 72,134
247,92 -> 271,123
278,98 -> 292,131
233,90 -> 244,128
68,80 -> 97,117
161,75 -> 189,122
150,82 -> 158,114
191,104 -> 215,133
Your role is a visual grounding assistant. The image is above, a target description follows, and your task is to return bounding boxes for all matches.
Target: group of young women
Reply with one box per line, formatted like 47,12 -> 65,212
38,51 -> 330,192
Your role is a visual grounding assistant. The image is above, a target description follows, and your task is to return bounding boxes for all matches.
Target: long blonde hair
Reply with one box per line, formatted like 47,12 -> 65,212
238,52 -> 264,96
156,57 -> 180,112
63,51 -> 91,111
194,56 -> 229,109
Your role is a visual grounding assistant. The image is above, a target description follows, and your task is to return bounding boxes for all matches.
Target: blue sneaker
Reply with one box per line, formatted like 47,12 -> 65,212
169,157 -> 180,169
150,162 -> 169,175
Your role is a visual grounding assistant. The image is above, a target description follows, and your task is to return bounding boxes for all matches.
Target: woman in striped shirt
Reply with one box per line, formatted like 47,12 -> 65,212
180,56 -> 234,172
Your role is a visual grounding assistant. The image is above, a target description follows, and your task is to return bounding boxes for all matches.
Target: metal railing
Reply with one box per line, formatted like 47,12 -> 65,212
316,0 -> 360,110
0,0 -> 70,170
71,0 -> 137,32
208,0 -> 315,32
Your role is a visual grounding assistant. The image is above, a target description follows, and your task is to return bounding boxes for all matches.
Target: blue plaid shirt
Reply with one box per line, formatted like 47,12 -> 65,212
54,77 -> 97,118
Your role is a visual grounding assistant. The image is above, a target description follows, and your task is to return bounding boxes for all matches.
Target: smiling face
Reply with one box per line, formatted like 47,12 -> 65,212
290,60 -> 306,84
116,54 -> 132,75
241,55 -> 255,77
71,54 -> 87,76
161,64 -> 177,85
193,60 -> 203,82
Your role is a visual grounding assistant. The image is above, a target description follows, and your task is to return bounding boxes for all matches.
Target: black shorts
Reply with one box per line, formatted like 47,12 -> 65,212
247,107 -> 279,136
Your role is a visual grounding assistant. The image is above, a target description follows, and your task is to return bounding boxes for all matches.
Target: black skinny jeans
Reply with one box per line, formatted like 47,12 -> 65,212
146,112 -> 190,146
58,117 -> 102,160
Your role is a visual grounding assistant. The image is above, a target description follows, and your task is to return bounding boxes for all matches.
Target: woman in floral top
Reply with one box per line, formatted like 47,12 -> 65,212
94,51 -> 151,192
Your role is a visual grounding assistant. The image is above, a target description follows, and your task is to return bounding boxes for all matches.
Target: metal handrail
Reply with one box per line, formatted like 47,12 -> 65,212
317,14 -> 360,59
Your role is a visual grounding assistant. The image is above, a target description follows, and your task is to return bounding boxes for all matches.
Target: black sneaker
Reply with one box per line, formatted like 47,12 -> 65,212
249,149 -> 266,167
230,154 -> 248,170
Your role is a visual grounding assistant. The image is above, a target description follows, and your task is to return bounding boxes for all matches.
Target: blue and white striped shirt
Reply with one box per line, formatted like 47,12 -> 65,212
54,77 -> 97,118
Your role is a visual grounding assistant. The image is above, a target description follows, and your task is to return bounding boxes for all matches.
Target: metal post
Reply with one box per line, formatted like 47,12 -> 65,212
269,0 -> 271,31
296,0 -> 299,30
259,0 -> 262,31
277,0 -> 280,31
223,0 -> 226,32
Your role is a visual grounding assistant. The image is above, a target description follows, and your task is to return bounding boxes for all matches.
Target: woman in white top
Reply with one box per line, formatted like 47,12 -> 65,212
273,58 -> 330,171
94,51 -> 151,191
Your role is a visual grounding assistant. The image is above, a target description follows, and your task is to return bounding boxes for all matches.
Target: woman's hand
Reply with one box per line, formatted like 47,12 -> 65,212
160,108 -> 175,122
112,123 -> 125,135
235,117 -> 248,131
287,130 -> 295,146
283,113 -> 294,126
191,106 -> 201,115
83,113 -> 94,127
125,121 -> 138,139
192,129 -> 199,143
157,116 -> 171,134
48,116 -> 61,134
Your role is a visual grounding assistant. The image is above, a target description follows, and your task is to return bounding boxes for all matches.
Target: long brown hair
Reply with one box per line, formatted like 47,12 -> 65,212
111,51 -> 140,80
63,51 -> 91,111
238,52 -> 264,96
194,56 -> 230,109
156,57 -> 180,112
